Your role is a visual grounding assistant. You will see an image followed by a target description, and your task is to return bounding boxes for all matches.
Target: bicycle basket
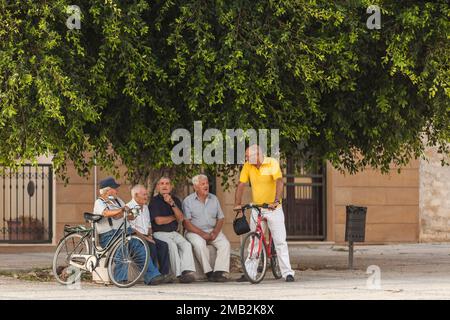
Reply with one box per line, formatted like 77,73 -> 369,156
233,211 -> 250,235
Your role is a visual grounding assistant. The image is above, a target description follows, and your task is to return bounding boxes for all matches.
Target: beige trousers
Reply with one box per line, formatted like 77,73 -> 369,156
153,231 -> 196,277
185,231 -> 231,274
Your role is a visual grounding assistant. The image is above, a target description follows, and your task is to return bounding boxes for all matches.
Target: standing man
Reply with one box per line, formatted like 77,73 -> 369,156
93,177 -> 165,285
182,174 -> 231,282
234,145 -> 295,282
149,177 -> 196,283
127,184 -> 172,281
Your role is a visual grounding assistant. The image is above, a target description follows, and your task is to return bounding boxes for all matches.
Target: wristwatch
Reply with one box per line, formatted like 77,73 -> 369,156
170,203 -> 176,208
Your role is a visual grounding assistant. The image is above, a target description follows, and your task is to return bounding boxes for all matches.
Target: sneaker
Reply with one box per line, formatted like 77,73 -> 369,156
179,271 -> 196,283
286,275 -> 295,282
236,274 -> 248,282
213,271 -> 228,282
148,274 -> 165,285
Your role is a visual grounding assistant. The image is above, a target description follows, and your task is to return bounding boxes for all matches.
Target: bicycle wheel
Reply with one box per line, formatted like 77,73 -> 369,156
52,233 -> 90,285
107,235 -> 150,288
240,232 -> 267,284
270,240 -> 282,279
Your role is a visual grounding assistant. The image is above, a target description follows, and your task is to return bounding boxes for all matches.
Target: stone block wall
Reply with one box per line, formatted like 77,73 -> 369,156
419,147 -> 450,242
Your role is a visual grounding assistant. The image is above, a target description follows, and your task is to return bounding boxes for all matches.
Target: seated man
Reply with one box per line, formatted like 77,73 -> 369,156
149,177 -> 196,283
93,177 -> 165,286
182,174 -> 230,282
127,184 -> 172,282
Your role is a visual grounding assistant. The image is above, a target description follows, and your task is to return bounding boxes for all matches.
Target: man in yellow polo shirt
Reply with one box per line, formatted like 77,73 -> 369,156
234,144 -> 295,282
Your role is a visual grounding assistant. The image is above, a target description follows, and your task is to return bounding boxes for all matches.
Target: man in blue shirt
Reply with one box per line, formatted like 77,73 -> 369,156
183,174 -> 230,282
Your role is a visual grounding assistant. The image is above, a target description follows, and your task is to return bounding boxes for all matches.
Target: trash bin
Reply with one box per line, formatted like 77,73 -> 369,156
345,205 -> 367,242
345,205 -> 367,269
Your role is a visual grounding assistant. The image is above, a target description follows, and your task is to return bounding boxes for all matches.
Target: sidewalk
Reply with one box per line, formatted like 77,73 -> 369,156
0,252 -> 54,272
1,243 -> 450,272
1,243 -> 450,299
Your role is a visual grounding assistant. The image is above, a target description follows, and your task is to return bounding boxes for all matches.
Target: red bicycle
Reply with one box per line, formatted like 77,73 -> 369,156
236,203 -> 282,284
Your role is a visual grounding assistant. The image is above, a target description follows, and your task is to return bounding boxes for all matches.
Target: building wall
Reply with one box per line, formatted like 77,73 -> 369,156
217,161 -> 421,246
419,147 -> 450,242
328,161 -> 420,244
5,155 -> 447,252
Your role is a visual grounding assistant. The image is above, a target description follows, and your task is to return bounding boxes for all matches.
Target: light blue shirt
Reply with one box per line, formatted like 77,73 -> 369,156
182,193 -> 224,232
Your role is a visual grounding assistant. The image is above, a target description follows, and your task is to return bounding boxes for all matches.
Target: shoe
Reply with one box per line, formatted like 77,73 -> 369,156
179,271 -> 196,283
206,271 -> 215,282
236,274 -> 249,282
213,271 -> 228,283
148,274 -> 165,285
163,274 -> 174,284
286,275 -> 295,282
182,270 -> 194,275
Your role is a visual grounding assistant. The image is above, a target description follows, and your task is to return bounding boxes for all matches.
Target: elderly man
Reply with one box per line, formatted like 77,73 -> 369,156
234,145 -> 295,282
92,177 -> 165,285
149,177 -> 196,283
126,184 -> 171,281
182,174 -> 230,282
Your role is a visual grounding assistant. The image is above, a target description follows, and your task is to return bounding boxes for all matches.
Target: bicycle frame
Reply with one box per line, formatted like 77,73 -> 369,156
248,206 -> 275,260
68,203 -> 135,271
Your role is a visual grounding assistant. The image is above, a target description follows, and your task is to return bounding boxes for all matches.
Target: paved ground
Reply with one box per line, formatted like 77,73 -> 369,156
1,243 -> 450,299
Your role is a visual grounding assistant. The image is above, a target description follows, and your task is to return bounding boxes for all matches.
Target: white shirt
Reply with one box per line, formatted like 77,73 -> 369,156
93,197 -> 125,234
126,198 -> 151,235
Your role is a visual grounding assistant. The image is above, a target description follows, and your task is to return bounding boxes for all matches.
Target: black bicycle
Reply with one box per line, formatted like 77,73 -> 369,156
52,197 -> 150,288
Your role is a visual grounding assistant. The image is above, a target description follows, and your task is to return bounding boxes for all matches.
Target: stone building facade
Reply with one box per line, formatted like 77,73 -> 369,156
419,147 -> 450,242
0,148 -> 449,252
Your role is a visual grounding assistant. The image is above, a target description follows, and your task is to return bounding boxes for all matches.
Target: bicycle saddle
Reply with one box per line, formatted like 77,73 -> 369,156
83,212 -> 103,223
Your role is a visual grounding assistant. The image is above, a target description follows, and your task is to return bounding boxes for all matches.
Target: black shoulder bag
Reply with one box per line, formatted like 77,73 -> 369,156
233,210 -> 250,235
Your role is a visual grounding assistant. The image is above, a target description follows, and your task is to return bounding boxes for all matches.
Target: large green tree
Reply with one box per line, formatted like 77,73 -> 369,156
0,0 -> 449,185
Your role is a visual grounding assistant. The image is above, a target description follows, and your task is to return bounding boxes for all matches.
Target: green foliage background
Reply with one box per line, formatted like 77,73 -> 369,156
0,0 -> 449,186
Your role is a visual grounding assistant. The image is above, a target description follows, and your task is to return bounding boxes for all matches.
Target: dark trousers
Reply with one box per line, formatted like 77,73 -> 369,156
147,238 -> 170,275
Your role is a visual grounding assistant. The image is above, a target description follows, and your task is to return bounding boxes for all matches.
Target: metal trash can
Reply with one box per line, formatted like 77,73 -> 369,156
345,205 -> 367,269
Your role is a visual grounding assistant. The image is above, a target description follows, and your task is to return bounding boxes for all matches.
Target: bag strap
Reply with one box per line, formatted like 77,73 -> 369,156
234,209 -> 245,221
98,197 -> 120,227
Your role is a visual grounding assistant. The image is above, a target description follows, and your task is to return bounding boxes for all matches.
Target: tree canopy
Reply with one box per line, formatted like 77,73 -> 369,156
0,0 -> 449,185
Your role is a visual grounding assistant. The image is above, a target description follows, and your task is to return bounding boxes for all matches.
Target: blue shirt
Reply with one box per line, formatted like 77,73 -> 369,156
182,193 -> 224,232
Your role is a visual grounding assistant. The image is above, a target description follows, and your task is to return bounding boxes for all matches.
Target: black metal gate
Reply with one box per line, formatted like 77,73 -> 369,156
0,165 -> 53,243
283,160 -> 326,240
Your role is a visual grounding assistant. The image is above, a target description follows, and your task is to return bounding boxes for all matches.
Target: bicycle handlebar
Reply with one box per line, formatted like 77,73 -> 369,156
234,203 -> 270,212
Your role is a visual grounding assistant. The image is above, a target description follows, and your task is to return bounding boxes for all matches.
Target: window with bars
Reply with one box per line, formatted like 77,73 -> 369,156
0,165 -> 53,243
